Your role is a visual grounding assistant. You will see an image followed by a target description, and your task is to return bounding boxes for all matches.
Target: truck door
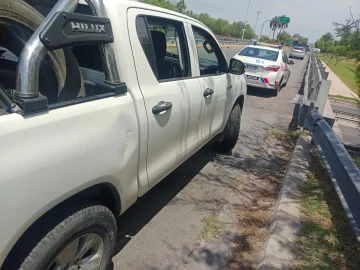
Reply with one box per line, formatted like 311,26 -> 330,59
188,23 -> 232,143
128,9 -> 203,187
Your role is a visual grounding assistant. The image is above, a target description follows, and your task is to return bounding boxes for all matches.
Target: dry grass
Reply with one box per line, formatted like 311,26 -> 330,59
201,215 -> 224,241
227,129 -> 298,269
294,148 -> 360,270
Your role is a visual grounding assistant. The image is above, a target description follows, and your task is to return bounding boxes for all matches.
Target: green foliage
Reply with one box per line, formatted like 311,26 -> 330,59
260,35 -> 272,43
314,32 -> 335,53
140,0 -> 256,39
277,31 -> 292,43
270,16 -> 280,40
316,10 -> 360,90
140,0 -> 176,11
292,33 -> 308,44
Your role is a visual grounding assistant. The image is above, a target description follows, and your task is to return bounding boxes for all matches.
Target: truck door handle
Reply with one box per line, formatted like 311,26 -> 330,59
152,101 -> 173,114
203,88 -> 214,97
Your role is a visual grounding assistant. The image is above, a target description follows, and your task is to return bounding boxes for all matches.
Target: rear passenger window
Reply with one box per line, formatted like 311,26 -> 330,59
192,26 -> 227,76
136,16 -> 190,81
282,53 -> 289,64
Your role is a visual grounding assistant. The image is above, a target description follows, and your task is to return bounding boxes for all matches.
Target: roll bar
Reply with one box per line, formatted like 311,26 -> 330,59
15,0 -> 120,99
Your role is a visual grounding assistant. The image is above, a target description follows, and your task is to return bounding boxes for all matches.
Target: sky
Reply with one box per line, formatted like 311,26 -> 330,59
185,0 -> 360,43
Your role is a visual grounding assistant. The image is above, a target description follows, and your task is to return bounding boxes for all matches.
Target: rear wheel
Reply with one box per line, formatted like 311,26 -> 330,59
0,0 -> 84,103
271,78 -> 283,96
283,73 -> 290,87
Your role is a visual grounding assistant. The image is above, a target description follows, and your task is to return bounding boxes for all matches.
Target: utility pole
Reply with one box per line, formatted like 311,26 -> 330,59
241,0 -> 251,41
254,10 -> 261,37
259,19 -> 271,41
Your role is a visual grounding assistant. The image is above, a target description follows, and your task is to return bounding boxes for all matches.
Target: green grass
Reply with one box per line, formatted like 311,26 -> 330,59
350,152 -> 360,168
329,94 -> 360,103
268,130 -> 302,142
201,215 -> 224,241
319,55 -> 359,95
294,148 -> 360,270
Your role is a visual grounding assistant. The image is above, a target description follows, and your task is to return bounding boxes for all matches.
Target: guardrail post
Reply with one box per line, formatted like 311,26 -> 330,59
316,79 -> 332,115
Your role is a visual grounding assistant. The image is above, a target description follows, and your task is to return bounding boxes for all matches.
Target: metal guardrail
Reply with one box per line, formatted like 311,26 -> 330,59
298,53 -> 332,127
301,52 -> 360,244
305,103 -> 360,243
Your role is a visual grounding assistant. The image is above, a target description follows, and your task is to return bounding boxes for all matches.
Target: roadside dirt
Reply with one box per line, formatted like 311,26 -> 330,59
226,130 -> 299,269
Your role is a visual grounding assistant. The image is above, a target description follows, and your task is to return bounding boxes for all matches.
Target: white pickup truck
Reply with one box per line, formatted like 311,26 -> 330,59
0,0 -> 246,269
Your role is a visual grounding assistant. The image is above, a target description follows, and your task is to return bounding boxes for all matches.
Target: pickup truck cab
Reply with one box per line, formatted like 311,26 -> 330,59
0,0 -> 246,269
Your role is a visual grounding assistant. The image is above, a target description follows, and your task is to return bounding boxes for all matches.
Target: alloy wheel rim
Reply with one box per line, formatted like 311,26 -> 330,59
47,233 -> 104,270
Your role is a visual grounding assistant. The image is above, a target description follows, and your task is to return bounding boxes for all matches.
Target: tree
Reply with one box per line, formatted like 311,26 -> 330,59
333,7 -> 360,92
140,0 -> 257,40
175,0 -> 186,14
270,16 -> 280,40
260,35 -> 271,43
278,22 -> 288,36
140,0 -> 176,11
277,31 -> 291,43
314,32 -> 334,53
292,33 -> 308,44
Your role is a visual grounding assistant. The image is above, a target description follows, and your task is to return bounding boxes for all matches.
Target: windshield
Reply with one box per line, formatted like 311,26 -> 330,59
239,47 -> 279,61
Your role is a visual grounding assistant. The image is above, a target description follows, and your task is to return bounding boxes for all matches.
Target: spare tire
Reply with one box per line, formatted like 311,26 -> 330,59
0,0 -> 84,104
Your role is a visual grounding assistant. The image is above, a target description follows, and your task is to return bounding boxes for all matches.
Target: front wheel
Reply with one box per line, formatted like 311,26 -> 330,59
214,103 -> 241,152
19,205 -> 117,270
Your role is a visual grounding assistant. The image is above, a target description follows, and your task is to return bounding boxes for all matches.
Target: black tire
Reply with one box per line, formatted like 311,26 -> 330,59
271,78 -> 283,96
283,73 -> 290,87
214,103 -> 241,152
0,0 -> 84,103
19,205 -> 117,270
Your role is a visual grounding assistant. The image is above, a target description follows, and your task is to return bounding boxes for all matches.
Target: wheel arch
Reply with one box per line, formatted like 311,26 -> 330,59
1,182 -> 121,270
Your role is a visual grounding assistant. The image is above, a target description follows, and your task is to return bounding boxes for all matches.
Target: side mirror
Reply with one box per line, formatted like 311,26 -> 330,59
229,58 -> 246,75
289,60 -> 295,65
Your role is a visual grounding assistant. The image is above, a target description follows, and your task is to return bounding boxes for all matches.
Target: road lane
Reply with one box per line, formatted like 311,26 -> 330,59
338,124 -> 360,147
332,104 -> 360,116
111,48 -> 308,270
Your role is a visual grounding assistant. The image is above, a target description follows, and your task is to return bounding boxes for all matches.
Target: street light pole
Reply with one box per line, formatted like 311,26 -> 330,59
254,10 -> 261,36
259,19 -> 271,41
241,0 -> 251,41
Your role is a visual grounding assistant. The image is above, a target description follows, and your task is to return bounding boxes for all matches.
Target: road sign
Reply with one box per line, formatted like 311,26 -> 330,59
279,16 -> 290,23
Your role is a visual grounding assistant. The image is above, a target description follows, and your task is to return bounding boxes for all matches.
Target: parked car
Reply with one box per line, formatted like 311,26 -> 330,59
233,45 -> 294,96
0,0 -> 247,269
290,46 -> 306,60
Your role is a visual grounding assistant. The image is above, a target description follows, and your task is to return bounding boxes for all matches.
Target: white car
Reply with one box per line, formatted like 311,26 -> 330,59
233,45 -> 294,96
290,46 -> 306,60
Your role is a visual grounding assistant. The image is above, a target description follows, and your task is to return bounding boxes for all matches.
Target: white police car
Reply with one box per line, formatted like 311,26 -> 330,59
233,45 -> 294,96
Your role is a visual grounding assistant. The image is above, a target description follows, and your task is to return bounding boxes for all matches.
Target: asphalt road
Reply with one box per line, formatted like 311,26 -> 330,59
111,48 -> 308,270
330,101 -> 360,147
339,124 -> 360,147
332,104 -> 360,117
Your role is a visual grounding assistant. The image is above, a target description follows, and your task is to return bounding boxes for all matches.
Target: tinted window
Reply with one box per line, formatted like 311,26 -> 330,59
282,52 -> 289,63
136,16 -> 158,78
192,26 -> 227,76
137,16 -> 190,81
239,47 -> 279,61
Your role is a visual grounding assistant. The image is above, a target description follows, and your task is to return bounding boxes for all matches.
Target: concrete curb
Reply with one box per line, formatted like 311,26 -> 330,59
257,135 -> 311,270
